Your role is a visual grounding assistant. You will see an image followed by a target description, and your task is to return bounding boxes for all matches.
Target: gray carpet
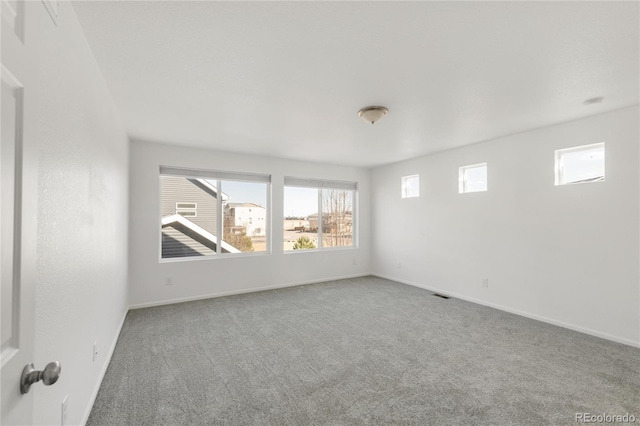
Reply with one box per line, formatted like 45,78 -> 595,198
87,276 -> 639,425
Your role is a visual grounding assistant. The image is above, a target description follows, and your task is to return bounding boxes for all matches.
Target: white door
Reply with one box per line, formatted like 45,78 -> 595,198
1,1 -> 40,424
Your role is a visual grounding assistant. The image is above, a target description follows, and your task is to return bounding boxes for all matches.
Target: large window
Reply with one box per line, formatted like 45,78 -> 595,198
284,177 -> 356,251
160,167 -> 270,260
555,143 -> 605,185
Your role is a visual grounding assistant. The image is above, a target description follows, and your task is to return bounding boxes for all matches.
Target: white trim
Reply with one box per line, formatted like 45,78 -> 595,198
317,189 -> 323,248
129,273 -> 369,310
372,273 -> 640,348
161,214 -> 240,254
283,245 -> 357,255
216,179 -> 223,254
81,309 -> 128,426
159,249 -> 270,263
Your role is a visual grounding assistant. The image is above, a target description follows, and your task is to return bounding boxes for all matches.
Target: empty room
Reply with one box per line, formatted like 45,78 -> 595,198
1,1 -> 639,425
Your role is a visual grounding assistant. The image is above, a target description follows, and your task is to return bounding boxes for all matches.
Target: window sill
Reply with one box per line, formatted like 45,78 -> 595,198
283,246 -> 357,255
159,251 -> 271,263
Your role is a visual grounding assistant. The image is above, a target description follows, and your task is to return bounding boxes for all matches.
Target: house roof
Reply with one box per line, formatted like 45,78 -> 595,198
161,214 -> 240,257
192,178 -> 229,201
228,202 -> 264,209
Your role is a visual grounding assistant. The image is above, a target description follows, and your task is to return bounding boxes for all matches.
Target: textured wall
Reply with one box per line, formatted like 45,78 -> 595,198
129,140 -> 371,307
371,106 -> 640,347
34,3 -> 129,425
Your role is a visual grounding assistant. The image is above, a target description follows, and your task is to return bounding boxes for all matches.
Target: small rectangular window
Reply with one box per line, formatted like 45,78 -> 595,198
401,175 -> 419,198
176,202 -> 197,210
459,163 -> 487,193
555,143 -> 605,185
176,210 -> 197,217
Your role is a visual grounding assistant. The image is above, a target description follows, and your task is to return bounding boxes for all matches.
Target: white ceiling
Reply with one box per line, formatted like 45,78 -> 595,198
72,1 -> 639,168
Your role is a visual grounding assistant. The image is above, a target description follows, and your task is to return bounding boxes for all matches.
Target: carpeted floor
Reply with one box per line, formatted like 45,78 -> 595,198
87,276 -> 639,425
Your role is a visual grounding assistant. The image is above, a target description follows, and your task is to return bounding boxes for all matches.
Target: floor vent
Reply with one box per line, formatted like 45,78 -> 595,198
433,293 -> 450,299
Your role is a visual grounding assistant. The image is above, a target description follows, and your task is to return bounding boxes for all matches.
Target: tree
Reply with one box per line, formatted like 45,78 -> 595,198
293,236 -> 316,250
223,228 -> 254,252
321,189 -> 352,247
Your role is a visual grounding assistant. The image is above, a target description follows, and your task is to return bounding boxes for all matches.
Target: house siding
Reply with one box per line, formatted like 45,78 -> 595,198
161,225 -> 217,258
161,177 -> 218,235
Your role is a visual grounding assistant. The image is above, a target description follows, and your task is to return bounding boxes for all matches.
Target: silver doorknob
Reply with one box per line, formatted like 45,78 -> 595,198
20,361 -> 61,394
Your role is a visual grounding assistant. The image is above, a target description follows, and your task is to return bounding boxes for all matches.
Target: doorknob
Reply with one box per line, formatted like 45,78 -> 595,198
20,361 -> 61,394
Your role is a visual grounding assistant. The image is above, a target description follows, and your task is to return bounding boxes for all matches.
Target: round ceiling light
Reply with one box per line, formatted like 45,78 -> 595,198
583,96 -> 604,106
358,106 -> 388,124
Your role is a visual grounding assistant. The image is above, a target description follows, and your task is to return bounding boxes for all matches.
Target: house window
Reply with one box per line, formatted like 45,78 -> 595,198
176,202 -> 196,210
555,143 -> 605,185
175,202 -> 197,217
160,166 -> 270,260
401,175 -> 419,198
176,210 -> 197,217
459,163 -> 487,193
283,177 -> 357,251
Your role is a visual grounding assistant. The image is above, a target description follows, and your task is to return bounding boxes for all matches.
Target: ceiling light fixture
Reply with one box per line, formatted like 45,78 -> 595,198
358,106 -> 388,124
583,96 -> 604,106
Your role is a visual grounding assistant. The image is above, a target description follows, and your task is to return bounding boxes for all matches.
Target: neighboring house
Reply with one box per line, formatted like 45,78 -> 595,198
225,203 -> 266,236
161,176 -> 233,258
308,212 -> 352,234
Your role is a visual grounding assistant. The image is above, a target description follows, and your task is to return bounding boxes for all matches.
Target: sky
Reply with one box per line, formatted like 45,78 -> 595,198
208,180 -> 267,208
284,187 -> 318,217
560,145 -> 605,183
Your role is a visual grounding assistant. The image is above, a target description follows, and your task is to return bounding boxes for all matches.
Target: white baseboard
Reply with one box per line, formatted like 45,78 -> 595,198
373,273 -> 640,348
81,308 -> 128,426
129,273 -> 370,310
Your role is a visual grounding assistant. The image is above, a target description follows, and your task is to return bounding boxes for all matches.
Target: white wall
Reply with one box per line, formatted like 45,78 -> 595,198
35,3 -> 129,425
129,141 -> 371,307
371,106 -> 640,347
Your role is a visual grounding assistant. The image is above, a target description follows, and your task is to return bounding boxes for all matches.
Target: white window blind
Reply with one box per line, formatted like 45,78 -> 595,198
284,177 -> 357,191
160,166 -> 270,183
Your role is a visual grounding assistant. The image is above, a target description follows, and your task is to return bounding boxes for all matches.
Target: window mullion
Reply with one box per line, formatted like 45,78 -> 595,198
317,189 -> 323,249
217,179 -> 222,254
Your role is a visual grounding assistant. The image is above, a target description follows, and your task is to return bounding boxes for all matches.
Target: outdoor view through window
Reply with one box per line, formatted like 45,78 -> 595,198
283,180 -> 355,251
160,173 -> 268,259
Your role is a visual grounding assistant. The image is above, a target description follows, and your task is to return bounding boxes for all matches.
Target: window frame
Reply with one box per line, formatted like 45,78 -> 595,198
554,142 -> 605,186
459,163 -> 488,193
283,177 -> 358,252
159,166 -> 271,262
